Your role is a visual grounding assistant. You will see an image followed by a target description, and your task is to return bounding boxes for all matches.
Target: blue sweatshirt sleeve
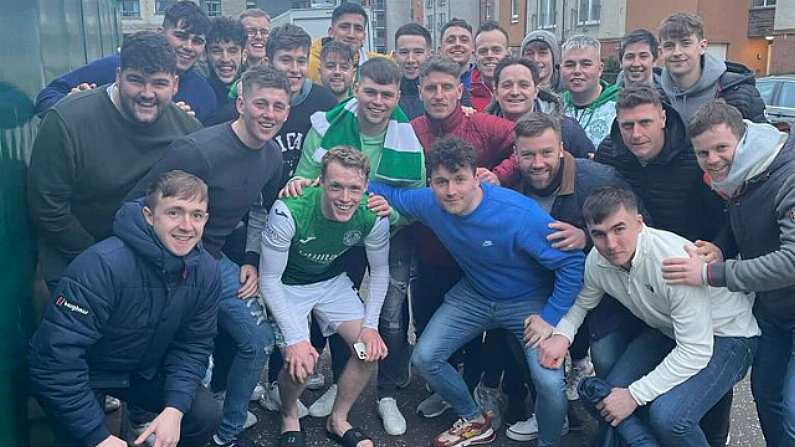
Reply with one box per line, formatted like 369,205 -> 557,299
34,54 -> 120,115
367,181 -> 434,222
518,212 -> 585,325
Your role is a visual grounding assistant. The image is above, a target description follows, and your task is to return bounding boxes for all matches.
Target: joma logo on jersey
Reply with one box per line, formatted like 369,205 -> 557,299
55,295 -> 89,315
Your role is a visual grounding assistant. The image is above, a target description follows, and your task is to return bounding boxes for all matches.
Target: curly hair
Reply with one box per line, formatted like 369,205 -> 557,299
120,31 -> 177,75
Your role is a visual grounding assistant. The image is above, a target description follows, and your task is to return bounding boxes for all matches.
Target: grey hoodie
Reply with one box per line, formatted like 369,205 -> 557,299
521,30 -> 564,92
711,121 -> 787,198
660,53 -> 726,124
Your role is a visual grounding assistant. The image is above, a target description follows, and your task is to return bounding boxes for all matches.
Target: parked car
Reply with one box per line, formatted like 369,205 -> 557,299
757,75 -> 795,133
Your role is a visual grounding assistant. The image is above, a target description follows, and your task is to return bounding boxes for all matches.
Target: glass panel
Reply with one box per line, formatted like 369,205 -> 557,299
755,81 -> 777,105
121,0 -> 140,17
156,0 -> 177,14
778,82 -> 795,108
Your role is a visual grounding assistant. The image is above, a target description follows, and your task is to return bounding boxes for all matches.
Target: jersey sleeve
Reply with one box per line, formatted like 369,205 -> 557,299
362,217 -> 390,330
259,201 -> 307,346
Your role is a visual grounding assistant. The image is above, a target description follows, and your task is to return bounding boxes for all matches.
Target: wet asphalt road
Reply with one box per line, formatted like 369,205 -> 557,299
244,353 -> 766,447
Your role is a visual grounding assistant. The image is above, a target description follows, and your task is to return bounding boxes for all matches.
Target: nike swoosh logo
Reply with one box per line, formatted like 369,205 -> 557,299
275,209 -> 288,218
299,236 -> 316,244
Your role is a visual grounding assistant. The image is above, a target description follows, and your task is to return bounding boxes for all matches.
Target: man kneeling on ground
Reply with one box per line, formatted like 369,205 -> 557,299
530,186 -> 760,446
29,171 -> 221,447
259,147 -> 390,447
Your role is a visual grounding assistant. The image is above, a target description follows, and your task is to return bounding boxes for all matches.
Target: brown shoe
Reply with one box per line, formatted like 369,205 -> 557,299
432,413 -> 496,447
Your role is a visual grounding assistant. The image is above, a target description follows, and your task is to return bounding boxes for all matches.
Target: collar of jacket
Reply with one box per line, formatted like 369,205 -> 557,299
427,103 -> 465,135
520,151 -> 576,197
113,200 -> 201,281
563,79 -> 621,110
400,76 -> 420,96
471,68 -> 494,94
609,101 -> 690,166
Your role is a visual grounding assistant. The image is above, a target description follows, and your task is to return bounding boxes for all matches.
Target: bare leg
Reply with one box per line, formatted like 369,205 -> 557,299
326,319 -> 376,447
278,367 -> 307,433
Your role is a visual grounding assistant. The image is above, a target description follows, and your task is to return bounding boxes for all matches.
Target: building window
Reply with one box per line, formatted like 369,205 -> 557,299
751,0 -> 776,7
439,12 -> 447,27
121,0 -> 141,17
578,0 -> 600,24
511,0 -> 520,22
537,0 -> 556,28
376,11 -> 386,24
202,0 -> 222,16
246,0 -> 258,8
155,0 -> 176,15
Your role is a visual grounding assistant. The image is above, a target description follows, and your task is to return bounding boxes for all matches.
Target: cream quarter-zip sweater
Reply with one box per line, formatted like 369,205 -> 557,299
555,225 -> 759,406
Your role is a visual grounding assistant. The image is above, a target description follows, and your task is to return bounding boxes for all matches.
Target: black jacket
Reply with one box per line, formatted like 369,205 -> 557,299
596,103 -> 727,243
399,77 -> 425,120
717,62 -> 768,124
713,133 -> 795,321
29,200 -> 220,447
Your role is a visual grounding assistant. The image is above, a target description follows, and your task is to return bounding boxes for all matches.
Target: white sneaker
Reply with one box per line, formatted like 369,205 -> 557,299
250,383 -> 266,401
506,415 -> 569,441
416,392 -> 451,418
566,357 -> 595,401
258,382 -> 309,418
377,397 -> 407,436
104,395 -> 121,413
308,384 -> 337,417
305,372 -> 325,390
474,383 -> 507,431
243,410 -> 257,430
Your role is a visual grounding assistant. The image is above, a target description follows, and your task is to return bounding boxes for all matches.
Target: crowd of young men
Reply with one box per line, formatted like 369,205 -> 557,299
25,2 -> 794,447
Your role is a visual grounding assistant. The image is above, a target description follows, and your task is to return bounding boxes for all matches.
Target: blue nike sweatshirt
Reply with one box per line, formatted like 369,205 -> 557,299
369,181 -> 585,325
34,54 -> 217,124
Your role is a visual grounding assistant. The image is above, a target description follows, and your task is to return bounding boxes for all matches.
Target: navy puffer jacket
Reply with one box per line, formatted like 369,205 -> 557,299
29,200 -> 220,447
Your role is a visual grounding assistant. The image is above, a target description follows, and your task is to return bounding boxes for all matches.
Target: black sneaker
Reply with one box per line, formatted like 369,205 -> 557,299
211,433 -> 260,447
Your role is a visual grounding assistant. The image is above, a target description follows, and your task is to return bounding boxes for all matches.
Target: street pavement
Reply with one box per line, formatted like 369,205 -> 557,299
245,352 -> 766,446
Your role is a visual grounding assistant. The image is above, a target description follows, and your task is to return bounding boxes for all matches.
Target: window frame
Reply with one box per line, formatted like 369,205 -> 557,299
121,0 -> 141,17
511,0 -> 520,23
751,0 -> 776,8
577,0 -> 601,25
537,0 -> 556,29
155,0 -> 176,15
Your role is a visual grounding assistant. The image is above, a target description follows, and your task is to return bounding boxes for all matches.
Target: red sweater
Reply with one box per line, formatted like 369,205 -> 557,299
470,67 -> 495,112
410,106 -> 516,266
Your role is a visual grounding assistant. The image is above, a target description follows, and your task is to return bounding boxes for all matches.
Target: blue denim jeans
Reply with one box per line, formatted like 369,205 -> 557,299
751,307 -> 795,446
590,315 -> 646,378
590,328 -> 756,447
411,279 -> 567,447
214,256 -> 273,443
378,228 -> 414,398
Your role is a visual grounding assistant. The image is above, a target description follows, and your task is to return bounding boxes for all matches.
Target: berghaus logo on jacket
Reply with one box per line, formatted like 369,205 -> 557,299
55,295 -> 89,315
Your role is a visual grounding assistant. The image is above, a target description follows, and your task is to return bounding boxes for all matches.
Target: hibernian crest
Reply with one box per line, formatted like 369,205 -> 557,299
343,230 -> 362,246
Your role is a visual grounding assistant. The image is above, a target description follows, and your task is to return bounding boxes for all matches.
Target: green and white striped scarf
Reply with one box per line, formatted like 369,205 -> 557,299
309,97 -> 424,185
